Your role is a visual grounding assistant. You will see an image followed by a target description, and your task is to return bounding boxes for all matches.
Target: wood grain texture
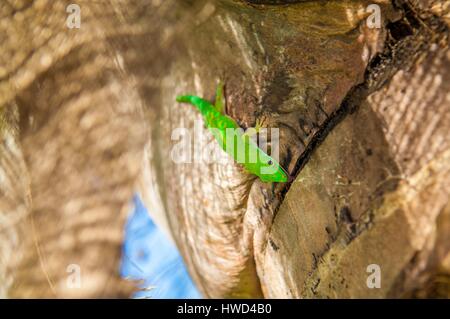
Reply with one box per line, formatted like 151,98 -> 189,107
0,0 -> 448,298
0,0 -> 171,297
260,0 -> 450,297
139,0 -> 399,298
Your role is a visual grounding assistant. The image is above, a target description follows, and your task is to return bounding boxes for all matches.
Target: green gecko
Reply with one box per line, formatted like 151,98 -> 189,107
176,82 -> 289,183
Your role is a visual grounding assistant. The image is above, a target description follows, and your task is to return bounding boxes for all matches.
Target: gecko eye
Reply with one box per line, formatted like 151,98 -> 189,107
267,160 -> 273,166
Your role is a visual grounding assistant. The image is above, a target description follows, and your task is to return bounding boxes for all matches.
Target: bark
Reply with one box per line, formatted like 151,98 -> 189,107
0,0 -> 449,298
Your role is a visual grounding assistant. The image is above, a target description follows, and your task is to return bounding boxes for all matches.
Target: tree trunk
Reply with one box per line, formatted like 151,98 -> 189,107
0,0 -> 449,298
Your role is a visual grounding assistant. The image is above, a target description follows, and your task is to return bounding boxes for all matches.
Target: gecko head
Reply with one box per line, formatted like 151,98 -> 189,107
258,158 -> 289,183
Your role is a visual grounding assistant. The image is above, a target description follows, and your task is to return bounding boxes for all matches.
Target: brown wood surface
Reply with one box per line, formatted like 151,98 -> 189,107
0,0 -> 449,298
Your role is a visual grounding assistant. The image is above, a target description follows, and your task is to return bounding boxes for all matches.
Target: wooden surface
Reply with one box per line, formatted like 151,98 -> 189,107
0,0 -> 449,298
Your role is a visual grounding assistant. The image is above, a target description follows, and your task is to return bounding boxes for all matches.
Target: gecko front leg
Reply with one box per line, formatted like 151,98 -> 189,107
243,116 -> 271,148
214,81 -> 225,114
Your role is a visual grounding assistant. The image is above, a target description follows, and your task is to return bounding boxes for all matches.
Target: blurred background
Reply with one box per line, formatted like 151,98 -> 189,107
121,196 -> 201,299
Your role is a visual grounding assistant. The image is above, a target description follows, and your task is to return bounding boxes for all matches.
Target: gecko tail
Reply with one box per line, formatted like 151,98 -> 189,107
176,95 -> 214,117
176,95 -> 205,106
176,95 -> 193,104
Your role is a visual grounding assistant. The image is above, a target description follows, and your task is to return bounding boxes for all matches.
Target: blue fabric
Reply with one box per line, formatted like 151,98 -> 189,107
121,195 -> 201,299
